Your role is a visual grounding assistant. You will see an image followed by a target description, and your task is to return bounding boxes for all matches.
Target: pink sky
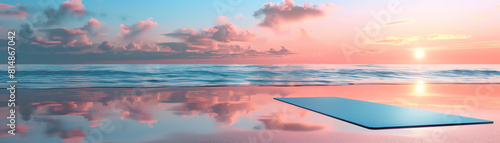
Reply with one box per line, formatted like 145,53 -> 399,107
1,0 -> 500,64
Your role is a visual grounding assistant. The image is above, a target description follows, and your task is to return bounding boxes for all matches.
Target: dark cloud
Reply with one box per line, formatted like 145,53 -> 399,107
0,10 -> 28,17
34,0 -> 87,27
24,18 -> 101,52
0,3 -> 28,18
125,41 -> 141,50
253,0 -> 325,30
14,23 -> 95,54
97,41 -> 113,51
38,28 -> 88,46
18,23 -> 35,44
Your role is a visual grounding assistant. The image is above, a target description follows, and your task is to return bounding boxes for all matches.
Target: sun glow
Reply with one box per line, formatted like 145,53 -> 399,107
415,80 -> 425,95
414,49 -> 425,59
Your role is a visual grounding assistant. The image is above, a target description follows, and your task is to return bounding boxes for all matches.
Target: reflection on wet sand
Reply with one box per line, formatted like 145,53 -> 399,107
0,84 -> 499,142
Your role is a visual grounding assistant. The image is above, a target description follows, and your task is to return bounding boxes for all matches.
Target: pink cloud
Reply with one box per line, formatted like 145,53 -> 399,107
81,18 -> 105,36
0,124 -> 30,137
234,13 -> 245,19
83,18 -> 101,29
0,3 -> 14,9
253,0 -> 325,30
74,35 -> 92,47
119,17 -> 158,40
209,23 -> 256,42
215,16 -> 228,23
63,28 -> 87,35
60,0 -> 86,16
33,36 -> 62,46
161,23 -> 256,52
166,23 -> 256,43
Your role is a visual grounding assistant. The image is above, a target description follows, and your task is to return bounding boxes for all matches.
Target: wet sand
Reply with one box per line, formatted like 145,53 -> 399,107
1,84 -> 499,143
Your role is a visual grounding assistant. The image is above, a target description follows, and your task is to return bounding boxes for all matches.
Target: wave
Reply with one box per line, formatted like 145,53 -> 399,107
1,64 -> 499,89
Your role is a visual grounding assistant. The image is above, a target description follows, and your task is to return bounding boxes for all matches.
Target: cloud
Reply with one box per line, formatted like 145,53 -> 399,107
165,23 -> 256,45
32,36 -> 62,46
428,34 -> 470,41
97,41 -> 113,51
234,13 -> 245,19
161,23 -> 257,53
0,3 -> 27,18
81,18 -> 104,36
215,16 -> 228,23
119,104 -> 157,127
367,34 -> 471,45
34,0 -> 87,27
27,18 -> 102,51
157,42 -> 204,52
36,118 -> 87,142
384,19 -> 415,26
423,41 -> 500,51
367,36 -> 420,45
364,19 -> 415,30
258,113 -> 325,131
125,41 -> 141,50
20,24 -> 94,54
210,102 -> 258,125
44,101 -> 92,116
0,124 -> 30,137
210,23 -> 256,42
0,3 -> 14,9
253,0 -> 325,30
74,35 -> 92,47
0,10 -> 28,18
167,90 -> 259,125
119,17 -> 157,40
60,0 -> 85,15
38,28 -> 88,47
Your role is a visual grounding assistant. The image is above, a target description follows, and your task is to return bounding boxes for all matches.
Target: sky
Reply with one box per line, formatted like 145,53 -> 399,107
0,0 -> 499,64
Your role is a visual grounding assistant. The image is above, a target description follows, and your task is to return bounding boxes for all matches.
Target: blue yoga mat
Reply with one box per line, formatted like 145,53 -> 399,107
275,97 -> 493,129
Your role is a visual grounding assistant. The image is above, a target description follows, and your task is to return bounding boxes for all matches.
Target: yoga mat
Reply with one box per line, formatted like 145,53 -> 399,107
275,97 -> 493,129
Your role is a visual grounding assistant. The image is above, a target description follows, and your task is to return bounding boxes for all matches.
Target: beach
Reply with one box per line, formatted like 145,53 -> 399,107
1,84 -> 499,142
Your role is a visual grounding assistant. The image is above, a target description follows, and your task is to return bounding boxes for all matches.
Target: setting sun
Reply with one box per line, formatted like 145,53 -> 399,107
414,50 -> 426,59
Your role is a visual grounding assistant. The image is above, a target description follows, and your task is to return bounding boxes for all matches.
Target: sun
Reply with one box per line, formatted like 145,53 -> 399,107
415,80 -> 425,94
414,50 -> 425,59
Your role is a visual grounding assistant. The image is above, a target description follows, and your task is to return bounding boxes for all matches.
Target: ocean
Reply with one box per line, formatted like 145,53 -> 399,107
1,64 -> 499,89
1,64 -> 500,142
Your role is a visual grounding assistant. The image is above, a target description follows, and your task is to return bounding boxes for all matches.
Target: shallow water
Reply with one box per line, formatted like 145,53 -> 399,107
1,84 -> 499,142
